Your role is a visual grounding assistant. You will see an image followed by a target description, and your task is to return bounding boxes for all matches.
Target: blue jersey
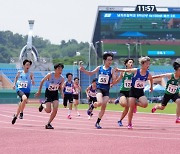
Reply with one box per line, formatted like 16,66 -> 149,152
131,68 -> 149,89
88,85 -> 96,98
97,66 -> 112,90
63,81 -> 73,94
45,72 -> 63,91
16,70 -> 32,93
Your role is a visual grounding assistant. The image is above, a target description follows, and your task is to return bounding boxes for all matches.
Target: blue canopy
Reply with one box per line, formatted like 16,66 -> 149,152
144,85 -> 150,92
153,84 -> 165,91
119,31 -> 147,37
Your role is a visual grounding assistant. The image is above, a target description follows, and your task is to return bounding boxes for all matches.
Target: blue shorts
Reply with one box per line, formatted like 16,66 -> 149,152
17,90 -> 30,102
96,88 -> 109,97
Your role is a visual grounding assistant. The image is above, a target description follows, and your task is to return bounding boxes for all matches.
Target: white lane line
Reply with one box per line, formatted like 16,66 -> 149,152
0,109 -> 177,127
0,124 -> 180,141
0,113 -> 180,137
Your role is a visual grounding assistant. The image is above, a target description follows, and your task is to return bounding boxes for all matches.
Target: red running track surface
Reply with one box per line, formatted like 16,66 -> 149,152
0,104 -> 180,154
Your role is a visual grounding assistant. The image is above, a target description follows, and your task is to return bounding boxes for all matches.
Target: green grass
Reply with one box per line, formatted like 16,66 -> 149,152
28,103 -> 177,115
104,44 -> 180,57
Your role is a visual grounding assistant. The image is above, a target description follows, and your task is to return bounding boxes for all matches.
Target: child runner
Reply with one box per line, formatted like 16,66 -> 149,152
35,63 -> 64,129
12,59 -> 35,124
62,73 -> 74,119
85,78 -> 97,119
80,53 -> 116,129
73,77 -> 81,116
113,58 -> 134,126
116,56 -> 153,129
151,61 -> 180,123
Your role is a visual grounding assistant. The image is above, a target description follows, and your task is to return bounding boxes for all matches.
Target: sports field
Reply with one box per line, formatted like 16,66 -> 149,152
27,103 -> 177,114
73,103 -> 177,114
103,43 -> 180,57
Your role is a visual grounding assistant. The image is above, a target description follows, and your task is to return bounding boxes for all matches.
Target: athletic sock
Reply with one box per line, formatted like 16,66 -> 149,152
68,110 -> 71,115
96,118 -> 101,124
91,104 -> 94,110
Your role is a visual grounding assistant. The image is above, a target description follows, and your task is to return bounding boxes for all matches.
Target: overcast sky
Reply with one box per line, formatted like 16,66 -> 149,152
0,0 -> 179,44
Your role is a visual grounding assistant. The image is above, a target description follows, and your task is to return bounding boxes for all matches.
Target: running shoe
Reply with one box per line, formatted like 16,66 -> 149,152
87,104 -> 94,116
39,102 -> 46,112
19,112 -> 23,119
175,118 -> 180,123
133,105 -> 137,113
118,120 -> 123,127
45,124 -> 54,129
95,123 -> 102,129
151,107 -> 156,113
12,115 -> 17,125
88,116 -> 91,120
77,112 -> 80,116
67,115 -> 72,119
114,97 -> 120,105
127,123 -> 133,129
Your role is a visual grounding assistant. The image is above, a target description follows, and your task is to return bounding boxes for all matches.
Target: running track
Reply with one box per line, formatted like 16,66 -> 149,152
0,104 -> 180,154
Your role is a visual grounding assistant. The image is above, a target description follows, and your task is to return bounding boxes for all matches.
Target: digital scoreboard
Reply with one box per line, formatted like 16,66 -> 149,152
92,6 -> 180,58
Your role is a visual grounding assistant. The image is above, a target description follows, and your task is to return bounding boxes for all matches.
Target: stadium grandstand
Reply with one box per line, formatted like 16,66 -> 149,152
0,6 -> 179,104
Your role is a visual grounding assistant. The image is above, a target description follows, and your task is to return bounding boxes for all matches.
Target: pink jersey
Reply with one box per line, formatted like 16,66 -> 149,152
73,84 -> 80,95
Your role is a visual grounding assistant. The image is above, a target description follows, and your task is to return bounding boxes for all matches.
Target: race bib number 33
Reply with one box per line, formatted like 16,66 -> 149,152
98,74 -> 109,84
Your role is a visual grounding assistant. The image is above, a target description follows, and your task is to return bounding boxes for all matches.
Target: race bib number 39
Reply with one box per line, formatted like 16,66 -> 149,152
124,80 -> 132,88
134,80 -> 145,89
48,84 -> 59,91
98,74 -> 109,84
18,81 -> 28,88
167,84 -> 178,94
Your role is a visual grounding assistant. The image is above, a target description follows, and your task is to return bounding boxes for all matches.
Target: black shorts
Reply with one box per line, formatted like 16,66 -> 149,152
63,94 -> 73,107
17,91 -> 30,102
119,91 -> 130,98
161,93 -> 180,106
45,88 -> 59,103
129,87 -> 144,99
96,88 -> 109,97
88,96 -> 97,105
73,94 -> 79,100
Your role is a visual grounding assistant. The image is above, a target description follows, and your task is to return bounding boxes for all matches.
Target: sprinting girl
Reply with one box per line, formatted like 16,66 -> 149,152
151,61 -> 180,123
116,56 -> 153,129
113,58 -> 134,126
35,63 -> 64,129
85,78 -> 97,119
73,77 -> 81,116
62,73 -> 74,119
12,59 -> 35,124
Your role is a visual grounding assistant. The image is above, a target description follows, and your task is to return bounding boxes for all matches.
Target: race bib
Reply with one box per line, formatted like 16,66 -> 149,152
18,81 -> 28,88
89,91 -> 96,97
73,87 -> 80,94
134,80 -> 145,89
48,84 -> 59,91
98,74 -> 109,84
167,84 -> 178,94
124,80 -> 132,88
65,86 -> 73,93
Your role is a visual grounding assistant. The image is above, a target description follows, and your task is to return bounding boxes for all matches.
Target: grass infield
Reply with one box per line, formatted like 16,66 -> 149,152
28,103 -> 177,115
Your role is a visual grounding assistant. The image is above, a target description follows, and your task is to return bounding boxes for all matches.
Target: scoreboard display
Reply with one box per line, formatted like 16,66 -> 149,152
92,6 -> 180,58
